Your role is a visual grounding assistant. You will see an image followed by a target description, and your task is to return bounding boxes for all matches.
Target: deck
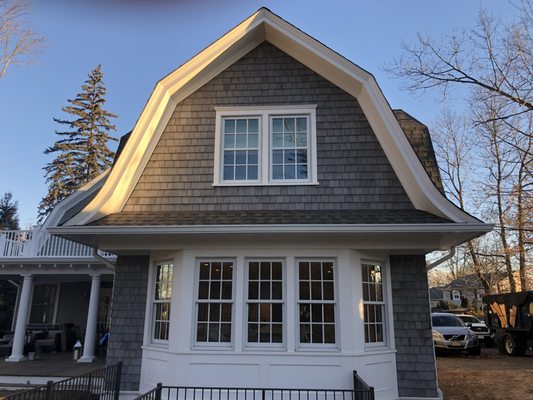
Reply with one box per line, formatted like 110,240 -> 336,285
0,352 -> 105,381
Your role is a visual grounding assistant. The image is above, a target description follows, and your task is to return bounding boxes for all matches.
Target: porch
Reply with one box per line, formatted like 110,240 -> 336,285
0,228 -> 115,366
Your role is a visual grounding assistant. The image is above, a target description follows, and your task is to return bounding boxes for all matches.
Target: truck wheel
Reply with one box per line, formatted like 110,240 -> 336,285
502,335 -> 526,356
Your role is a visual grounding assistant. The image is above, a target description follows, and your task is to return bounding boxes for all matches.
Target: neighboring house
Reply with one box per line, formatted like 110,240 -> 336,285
34,8 -> 492,400
430,275 -> 486,310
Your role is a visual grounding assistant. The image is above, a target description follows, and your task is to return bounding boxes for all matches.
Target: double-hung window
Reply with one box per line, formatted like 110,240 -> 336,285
195,260 -> 234,346
297,260 -> 336,346
246,260 -> 284,346
152,263 -> 173,342
214,106 -> 317,185
361,262 -> 386,345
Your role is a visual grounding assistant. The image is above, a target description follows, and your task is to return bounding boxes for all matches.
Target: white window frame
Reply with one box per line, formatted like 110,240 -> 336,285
361,260 -> 387,348
151,262 -> 174,344
193,258 -> 236,349
295,258 -> 338,350
244,258 -> 285,349
214,105 -> 318,186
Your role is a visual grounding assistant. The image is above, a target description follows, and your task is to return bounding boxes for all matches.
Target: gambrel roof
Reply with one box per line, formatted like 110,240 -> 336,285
47,8 -> 492,252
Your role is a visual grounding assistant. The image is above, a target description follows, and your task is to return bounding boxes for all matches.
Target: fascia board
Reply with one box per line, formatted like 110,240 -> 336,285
49,223 -> 493,236
44,170 -> 109,228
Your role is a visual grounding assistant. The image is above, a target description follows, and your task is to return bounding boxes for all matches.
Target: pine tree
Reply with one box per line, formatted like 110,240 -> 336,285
38,65 -> 117,221
0,192 -> 20,230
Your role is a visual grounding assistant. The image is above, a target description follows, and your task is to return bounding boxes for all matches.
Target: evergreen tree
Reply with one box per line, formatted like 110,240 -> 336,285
0,192 -> 20,230
38,65 -> 117,221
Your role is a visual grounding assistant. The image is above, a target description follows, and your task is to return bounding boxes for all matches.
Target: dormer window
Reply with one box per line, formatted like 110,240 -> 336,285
214,106 -> 318,186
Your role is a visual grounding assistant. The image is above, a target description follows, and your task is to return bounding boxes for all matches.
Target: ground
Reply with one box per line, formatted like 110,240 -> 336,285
437,347 -> 533,400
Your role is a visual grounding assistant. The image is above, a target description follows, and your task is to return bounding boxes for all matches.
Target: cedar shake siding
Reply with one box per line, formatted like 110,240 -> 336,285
393,109 -> 444,194
122,42 -> 415,214
390,254 -> 439,398
106,255 -> 150,392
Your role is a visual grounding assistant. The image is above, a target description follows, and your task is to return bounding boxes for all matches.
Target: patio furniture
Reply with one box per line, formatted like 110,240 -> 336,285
34,330 -> 62,353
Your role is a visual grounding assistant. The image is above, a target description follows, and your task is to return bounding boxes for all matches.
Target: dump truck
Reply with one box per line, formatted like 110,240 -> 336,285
483,290 -> 533,356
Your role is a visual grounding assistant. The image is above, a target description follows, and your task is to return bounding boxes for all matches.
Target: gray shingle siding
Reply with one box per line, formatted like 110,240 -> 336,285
106,255 -> 149,392
123,42 -> 414,213
390,255 -> 439,398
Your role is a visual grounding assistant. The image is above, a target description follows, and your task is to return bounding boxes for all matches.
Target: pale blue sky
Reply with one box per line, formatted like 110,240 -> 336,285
0,0 -> 519,227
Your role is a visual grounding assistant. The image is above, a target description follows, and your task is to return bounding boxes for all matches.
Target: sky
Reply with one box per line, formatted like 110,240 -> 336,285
0,0 -> 521,228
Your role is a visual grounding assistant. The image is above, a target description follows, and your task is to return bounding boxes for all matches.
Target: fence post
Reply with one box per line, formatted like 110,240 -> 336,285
114,361 -> 123,400
45,380 -> 53,400
155,382 -> 163,400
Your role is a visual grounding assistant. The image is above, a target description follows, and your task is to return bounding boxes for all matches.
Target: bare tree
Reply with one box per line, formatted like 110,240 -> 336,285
0,0 -> 44,80
387,3 -> 533,127
431,110 -> 494,293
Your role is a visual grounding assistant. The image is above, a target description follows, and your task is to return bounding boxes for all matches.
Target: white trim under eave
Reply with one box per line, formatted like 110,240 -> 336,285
49,223 -> 493,236
58,8 -> 481,227
42,170 -> 109,228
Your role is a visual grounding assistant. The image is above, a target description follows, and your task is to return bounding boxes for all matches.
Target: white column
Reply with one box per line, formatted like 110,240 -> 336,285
78,274 -> 100,363
6,274 -> 33,362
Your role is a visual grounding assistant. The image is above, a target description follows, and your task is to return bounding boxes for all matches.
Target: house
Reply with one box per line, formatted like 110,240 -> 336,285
39,8 -> 492,400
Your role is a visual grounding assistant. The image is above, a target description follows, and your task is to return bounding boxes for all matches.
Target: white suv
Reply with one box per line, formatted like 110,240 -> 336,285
432,313 -> 481,355
456,314 -> 495,347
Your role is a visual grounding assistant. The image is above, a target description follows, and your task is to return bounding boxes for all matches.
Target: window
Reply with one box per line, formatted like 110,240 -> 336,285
152,263 -> 173,342
297,260 -> 336,345
246,260 -> 283,345
214,106 -> 317,185
362,263 -> 385,344
195,260 -> 234,345
30,284 -> 57,324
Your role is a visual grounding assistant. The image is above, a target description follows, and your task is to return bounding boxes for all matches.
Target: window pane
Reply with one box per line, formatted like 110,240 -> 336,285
248,303 -> 258,321
260,282 -> 270,300
236,119 -> 247,133
284,118 -> 295,133
235,134 -> 247,148
222,282 -> 232,299
209,304 -> 220,322
284,150 -> 295,164
260,262 -> 270,279
220,324 -> 231,342
249,281 -> 258,299
224,134 -> 234,148
224,151 -> 234,165
284,165 -> 295,179
223,166 -> 233,180
299,282 -> 310,300
198,282 -> 209,299
248,134 -> 258,147
248,166 -> 258,180
272,282 -> 282,300
272,304 -> 282,322
210,281 -> 221,299
197,324 -> 207,342
272,165 -> 283,180
249,262 -> 259,279
296,133 -> 307,146
324,304 -> 335,322
272,118 -> 283,133
272,262 -> 282,280
272,324 -> 283,343
248,150 -> 258,164
235,166 -> 246,180
248,118 -> 258,133
197,304 -> 208,321
296,117 -> 307,132
224,119 -> 235,133
248,324 -> 258,342
272,150 -> 283,164
284,133 -> 295,147
221,304 -> 232,322
324,324 -> 335,343
235,150 -> 247,164
272,133 -> 283,147
299,262 -> 309,280
311,324 -> 323,343
223,262 -> 233,279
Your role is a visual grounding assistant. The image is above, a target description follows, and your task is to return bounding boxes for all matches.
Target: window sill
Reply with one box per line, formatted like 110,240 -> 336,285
212,181 -> 319,187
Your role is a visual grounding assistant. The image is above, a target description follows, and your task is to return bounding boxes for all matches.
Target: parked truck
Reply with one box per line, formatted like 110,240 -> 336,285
483,291 -> 533,356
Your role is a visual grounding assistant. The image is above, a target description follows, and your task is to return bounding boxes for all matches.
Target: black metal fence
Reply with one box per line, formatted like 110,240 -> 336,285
135,372 -> 375,400
4,361 -> 122,400
353,371 -> 375,400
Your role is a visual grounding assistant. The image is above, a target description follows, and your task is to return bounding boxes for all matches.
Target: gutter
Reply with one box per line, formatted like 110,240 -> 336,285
426,247 -> 456,271
92,248 -> 116,272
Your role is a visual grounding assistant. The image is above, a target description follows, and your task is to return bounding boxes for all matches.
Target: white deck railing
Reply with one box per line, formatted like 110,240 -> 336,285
0,228 -> 115,259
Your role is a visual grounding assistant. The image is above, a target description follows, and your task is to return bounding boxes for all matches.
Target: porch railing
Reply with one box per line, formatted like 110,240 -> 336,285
0,229 -> 115,259
4,361 -> 122,400
135,373 -> 375,400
